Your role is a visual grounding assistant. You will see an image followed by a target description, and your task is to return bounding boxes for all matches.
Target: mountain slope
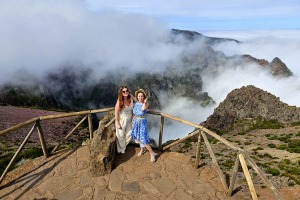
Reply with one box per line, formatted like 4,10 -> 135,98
202,85 -> 300,133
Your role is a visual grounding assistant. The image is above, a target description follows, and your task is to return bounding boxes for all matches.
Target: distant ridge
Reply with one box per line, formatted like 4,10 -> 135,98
171,28 -> 241,44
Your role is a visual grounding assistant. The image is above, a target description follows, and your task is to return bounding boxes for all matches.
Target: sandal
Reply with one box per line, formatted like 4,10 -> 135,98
150,153 -> 157,163
137,148 -> 147,157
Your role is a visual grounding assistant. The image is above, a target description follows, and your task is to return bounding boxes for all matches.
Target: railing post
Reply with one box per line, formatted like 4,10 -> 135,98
159,115 -> 164,150
88,113 -> 93,140
242,153 -> 284,200
0,122 -> 37,184
36,120 -> 48,158
51,115 -> 88,154
238,154 -> 258,200
194,130 -> 202,168
201,131 -> 228,191
228,155 -> 240,196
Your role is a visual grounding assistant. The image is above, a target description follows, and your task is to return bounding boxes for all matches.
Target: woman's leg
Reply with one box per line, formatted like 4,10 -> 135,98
144,144 -> 157,162
137,142 -> 146,157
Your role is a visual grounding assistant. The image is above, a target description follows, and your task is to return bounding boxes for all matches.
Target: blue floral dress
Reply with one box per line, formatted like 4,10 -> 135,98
131,102 -> 150,145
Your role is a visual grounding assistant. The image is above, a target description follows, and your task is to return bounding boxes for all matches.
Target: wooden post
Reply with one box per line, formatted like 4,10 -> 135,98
238,154 -> 258,200
201,131 -> 228,191
36,121 -> 48,158
195,130 -> 202,168
159,116 -> 164,150
51,115 -> 87,154
242,153 -> 284,200
88,114 -> 93,140
0,122 -> 37,184
228,155 -> 240,196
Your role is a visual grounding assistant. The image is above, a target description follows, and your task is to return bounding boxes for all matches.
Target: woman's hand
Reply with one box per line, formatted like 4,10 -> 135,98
116,123 -> 122,129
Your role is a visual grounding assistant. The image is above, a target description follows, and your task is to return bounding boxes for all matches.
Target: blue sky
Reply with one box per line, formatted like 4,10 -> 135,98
86,0 -> 300,31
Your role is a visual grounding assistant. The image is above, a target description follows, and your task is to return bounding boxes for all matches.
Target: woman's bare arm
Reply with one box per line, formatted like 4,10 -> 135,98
115,100 -> 121,129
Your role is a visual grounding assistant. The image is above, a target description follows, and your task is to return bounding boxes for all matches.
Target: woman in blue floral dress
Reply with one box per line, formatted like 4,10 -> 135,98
131,89 -> 157,162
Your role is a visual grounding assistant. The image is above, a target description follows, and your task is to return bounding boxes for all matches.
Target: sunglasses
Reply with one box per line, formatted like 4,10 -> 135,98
122,90 -> 129,93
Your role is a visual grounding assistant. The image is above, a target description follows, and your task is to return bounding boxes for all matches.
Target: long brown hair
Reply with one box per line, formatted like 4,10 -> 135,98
118,86 -> 131,109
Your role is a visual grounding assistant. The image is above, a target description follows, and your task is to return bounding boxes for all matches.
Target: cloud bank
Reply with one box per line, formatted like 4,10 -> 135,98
203,30 -> 300,106
0,0 -> 188,82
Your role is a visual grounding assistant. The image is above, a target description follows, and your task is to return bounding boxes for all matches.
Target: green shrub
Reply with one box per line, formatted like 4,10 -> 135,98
234,140 -> 241,144
278,144 -> 287,150
287,139 -> 300,153
282,159 -> 291,164
263,153 -> 274,159
254,147 -> 264,151
266,167 -> 280,176
277,135 -> 292,143
268,143 -> 276,148
291,121 -> 300,126
250,117 -> 284,130
221,159 -> 235,169
268,135 -> 278,140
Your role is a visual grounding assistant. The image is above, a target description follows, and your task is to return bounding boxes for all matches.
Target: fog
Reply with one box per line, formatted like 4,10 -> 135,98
1,1 -> 300,143
0,1 -> 187,82
202,30 -> 300,106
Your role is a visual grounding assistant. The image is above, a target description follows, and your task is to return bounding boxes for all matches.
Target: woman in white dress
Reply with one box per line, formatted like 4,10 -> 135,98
114,86 -> 134,153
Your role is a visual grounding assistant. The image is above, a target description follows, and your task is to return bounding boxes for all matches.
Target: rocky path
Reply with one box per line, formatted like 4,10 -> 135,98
0,144 -> 242,200
1,144 -> 300,199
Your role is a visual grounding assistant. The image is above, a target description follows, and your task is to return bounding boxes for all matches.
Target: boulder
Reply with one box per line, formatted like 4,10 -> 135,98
89,111 -> 116,176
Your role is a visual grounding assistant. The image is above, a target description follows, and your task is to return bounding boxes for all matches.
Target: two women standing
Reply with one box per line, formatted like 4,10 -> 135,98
114,86 -> 157,162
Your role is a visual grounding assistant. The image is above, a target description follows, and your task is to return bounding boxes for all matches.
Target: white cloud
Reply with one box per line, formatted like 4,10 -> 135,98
202,30 -> 300,106
0,1 -> 194,84
204,30 -> 300,75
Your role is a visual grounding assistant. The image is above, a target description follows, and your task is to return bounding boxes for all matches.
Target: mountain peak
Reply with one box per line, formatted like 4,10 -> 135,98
202,85 -> 300,132
270,57 -> 293,77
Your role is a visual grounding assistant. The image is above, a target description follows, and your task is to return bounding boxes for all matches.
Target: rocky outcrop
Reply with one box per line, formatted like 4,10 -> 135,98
241,55 -> 293,77
202,85 -> 300,132
269,57 -> 293,77
89,111 -> 116,176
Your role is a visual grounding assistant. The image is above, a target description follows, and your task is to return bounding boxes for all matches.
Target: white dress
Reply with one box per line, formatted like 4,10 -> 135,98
115,98 -> 133,153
